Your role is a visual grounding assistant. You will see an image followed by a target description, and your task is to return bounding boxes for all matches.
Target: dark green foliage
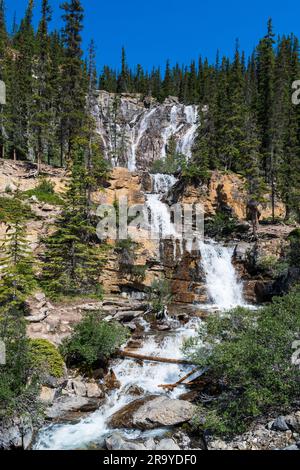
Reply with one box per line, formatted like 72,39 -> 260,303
0,195 -> 34,223
184,291 -> 300,435
29,339 -> 65,378
60,311 -> 129,369
205,211 -> 239,238
0,304 -> 40,419
41,144 -> 107,299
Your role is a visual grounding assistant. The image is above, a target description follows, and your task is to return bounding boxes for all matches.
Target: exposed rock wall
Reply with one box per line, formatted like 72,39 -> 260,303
94,92 -> 198,171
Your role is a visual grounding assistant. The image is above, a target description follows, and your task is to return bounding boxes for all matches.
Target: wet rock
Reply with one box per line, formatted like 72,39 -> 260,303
126,385 -> 145,396
104,369 -> 121,391
46,396 -> 100,420
109,395 -> 196,430
71,379 -> 87,397
106,432 -> 153,451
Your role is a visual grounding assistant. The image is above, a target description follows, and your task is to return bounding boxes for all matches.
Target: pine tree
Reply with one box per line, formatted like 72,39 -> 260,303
60,0 -> 87,163
41,144 -> 106,298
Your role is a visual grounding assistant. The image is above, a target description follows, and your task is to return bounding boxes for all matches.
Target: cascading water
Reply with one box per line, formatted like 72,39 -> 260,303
146,174 -> 179,242
34,319 -> 200,450
128,108 -> 156,172
176,105 -> 198,159
199,240 -> 246,310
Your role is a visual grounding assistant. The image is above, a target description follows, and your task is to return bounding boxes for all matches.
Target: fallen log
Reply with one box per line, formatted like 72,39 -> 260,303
158,367 -> 200,391
118,349 -> 194,365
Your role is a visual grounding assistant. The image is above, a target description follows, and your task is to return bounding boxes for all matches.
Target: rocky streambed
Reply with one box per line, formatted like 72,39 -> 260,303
33,312 -> 204,450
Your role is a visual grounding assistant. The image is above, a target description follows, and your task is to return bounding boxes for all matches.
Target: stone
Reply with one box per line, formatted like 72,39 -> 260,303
104,370 -> 121,391
0,417 -> 33,450
86,382 -> 104,399
155,439 -> 180,450
126,385 -> 144,396
285,412 -> 300,433
72,379 -> 87,397
283,445 -> 299,451
39,386 -> 57,404
272,416 -> 290,432
109,395 -> 196,430
46,396 -> 100,420
106,433 -> 150,451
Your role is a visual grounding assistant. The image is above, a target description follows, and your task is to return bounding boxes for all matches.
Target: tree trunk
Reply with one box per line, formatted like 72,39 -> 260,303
119,350 -> 193,365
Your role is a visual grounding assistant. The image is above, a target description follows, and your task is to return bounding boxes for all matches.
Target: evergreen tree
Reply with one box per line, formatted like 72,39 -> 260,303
41,144 -> 106,298
60,0 -> 87,163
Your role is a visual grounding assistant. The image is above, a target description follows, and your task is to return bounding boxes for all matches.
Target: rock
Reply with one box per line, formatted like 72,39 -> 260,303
109,395 -> 196,430
104,369 -> 121,391
106,432 -> 151,451
39,386 -> 57,404
46,396 -> 100,420
106,433 -> 181,451
155,439 -> 180,450
272,416 -> 290,432
114,311 -> 144,322
86,382 -> 104,399
283,445 -> 299,451
71,379 -> 87,397
29,195 -> 39,203
0,416 -> 33,450
34,292 -> 46,302
285,412 -> 300,433
126,385 -> 144,396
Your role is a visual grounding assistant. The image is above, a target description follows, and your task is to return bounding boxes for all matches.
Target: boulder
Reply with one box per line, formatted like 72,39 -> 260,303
86,382 -> 104,399
39,386 -> 57,404
109,395 -> 196,430
272,416 -> 290,432
104,370 -> 121,391
45,396 -> 100,420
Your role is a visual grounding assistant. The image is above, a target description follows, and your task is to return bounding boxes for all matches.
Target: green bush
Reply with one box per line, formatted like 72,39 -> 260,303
23,178 -> 63,205
184,290 -> 300,435
205,211 -> 239,238
256,255 -> 289,277
29,339 -> 65,378
60,312 -> 129,369
148,279 -> 173,314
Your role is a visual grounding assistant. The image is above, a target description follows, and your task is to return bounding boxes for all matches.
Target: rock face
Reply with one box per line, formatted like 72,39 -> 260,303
109,395 -> 196,430
94,92 -> 199,171
0,417 -> 33,450
45,396 -> 101,420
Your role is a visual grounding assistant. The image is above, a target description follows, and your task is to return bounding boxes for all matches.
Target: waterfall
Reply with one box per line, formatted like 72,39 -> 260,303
146,174 -> 179,241
199,240 -> 245,310
176,105 -> 198,159
128,108 -> 156,171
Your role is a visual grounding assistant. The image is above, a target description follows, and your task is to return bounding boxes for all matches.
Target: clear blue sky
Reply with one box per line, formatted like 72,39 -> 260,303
6,0 -> 300,72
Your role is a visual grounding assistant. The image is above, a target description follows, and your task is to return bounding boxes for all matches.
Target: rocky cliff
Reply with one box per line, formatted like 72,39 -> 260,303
93,91 -> 198,171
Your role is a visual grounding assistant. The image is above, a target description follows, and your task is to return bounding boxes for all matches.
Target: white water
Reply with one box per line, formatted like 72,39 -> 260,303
146,174 -> 179,241
128,108 -> 156,172
34,319 -> 200,450
176,105 -> 198,159
199,240 -> 246,310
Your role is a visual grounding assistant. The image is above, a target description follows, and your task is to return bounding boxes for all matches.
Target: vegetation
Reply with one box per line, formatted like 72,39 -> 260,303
148,279 -> 173,315
0,305 -> 41,419
184,290 -> 300,435
0,195 -> 34,223
29,339 -> 65,378
60,311 -> 129,369
23,178 -> 63,205
205,211 -> 239,238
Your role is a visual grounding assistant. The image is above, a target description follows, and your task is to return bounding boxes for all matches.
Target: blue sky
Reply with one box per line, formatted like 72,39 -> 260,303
6,0 -> 300,72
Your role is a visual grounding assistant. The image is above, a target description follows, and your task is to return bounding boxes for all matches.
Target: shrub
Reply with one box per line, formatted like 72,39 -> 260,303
148,279 -> 173,314
23,177 -> 63,205
60,312 -> 129,369
184,291 -> 300,435
29,339 -> 65,378
256,255 -> 288,277
205,211 -> 239,238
